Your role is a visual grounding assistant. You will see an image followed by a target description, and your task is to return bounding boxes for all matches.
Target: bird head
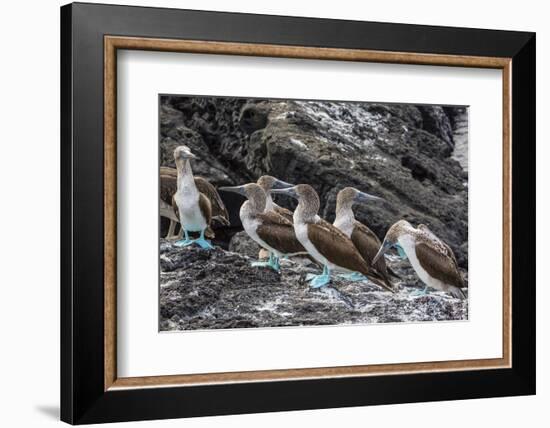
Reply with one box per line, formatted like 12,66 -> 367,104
372,220 -> 412,264
219,183 -> 266,212
271,184 -> 320,220
270,184 -> 317,201
256,175 -> 294,193
337,187 -> 384,210
173,145 -> 196,162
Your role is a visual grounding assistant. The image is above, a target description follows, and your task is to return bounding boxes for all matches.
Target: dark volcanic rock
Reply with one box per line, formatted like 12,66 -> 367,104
417,105 -> 454,150
160,96 -> 468,268
228,231 -> 261,259
449,107 -> 469,171
159,241 -> 468,331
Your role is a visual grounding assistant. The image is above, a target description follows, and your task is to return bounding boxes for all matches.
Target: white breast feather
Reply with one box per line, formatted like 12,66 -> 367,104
240,203 -> 280,256
264,195 -> 274,212
333,215 -> 354,238
175,174 -> 205,232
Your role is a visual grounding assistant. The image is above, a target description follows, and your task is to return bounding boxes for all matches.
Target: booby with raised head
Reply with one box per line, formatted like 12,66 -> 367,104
372,220 -> 466,299
256,175 -> 304,262
333,187 -> 394,290
256,175 -> 295,221
173,145 -> 229,249
219,183 -> 307,271
271,184 -> 394,292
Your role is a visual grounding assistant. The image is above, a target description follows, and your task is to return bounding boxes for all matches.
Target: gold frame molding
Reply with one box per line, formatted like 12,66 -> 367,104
104,36 -> 512,391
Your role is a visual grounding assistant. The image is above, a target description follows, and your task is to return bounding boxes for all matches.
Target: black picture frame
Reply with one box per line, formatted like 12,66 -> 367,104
61,2 -> 535,424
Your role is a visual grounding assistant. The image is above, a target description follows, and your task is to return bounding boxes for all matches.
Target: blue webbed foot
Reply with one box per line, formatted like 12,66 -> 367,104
194,237 -> 214,249
339,272 -> 367,282
195,229 -> 214,250
307,265 -> 331,288
251,260 -> 270,267
251,260 -> 279,272
251,253 -> 280,271
309,274 -> 331,288
174,229 -> 195,247
174,229 -> 214,250
411,286 -> 429,296
174,239 -> 195,247
269,258 -> 280,272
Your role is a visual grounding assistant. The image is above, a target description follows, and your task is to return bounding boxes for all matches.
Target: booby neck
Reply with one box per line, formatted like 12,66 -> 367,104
334,187 -> 383,231
294,193 -> 320,224
176,159 -> 197,192
264,192 -> 275,212
334,199 -> 355,224
391,222 -> 420,249
334,200 -> 356,237
239,185 -> 267,218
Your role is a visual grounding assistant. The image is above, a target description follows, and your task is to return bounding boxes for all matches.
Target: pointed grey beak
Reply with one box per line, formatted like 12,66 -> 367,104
270,186 -> 298,199
355,191 -> 384,204
372,239 -> 392,265
183,149 -> 197,160
271,178 -> 294,190
177,150 -> 197,160
219,185 -> 247,196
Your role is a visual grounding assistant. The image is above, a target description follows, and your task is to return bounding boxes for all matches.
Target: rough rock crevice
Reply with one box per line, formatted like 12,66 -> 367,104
160,241 -> 468,331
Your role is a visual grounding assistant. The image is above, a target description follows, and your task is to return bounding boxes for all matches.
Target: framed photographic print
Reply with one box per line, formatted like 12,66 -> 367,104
60,2 -> 536,424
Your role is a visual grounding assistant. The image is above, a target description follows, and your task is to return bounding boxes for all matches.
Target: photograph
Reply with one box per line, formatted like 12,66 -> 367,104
158,95 -> 469,331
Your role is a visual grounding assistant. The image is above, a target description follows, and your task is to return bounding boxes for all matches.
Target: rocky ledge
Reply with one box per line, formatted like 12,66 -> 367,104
160,241 -> 468,331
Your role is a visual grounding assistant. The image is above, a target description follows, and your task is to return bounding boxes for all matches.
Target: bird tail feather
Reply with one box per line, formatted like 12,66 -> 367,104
449,286 -> 467,300
212,215 -> 230,226
367,271 -> 396,294
387,266 -> 401,280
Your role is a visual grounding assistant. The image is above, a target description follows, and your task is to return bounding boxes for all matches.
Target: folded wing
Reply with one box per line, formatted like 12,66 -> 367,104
415,240 -> 464,288
195,176 -> 230,226
307,221 -> 370,275
256,211 -> 306,255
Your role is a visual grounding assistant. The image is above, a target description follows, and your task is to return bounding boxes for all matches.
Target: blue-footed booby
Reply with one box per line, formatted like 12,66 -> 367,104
333,187 -> 395,291
172,145 -> 229,249
256,175 -> 301,262
256,175 -> 294,221
372,220 -> 466,299
219,183 -> 307,271
271,184 -> 394,292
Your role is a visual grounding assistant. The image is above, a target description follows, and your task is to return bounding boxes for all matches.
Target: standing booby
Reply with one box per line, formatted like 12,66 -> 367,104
173,145 -> 229,249
372,220 -> 466,299
333,187 -> 394,290
256,175 -> 299,261
256,175 -> 295,221
160,166 -> 229,240
219,183 -> 307,271
271,184 -> 394,292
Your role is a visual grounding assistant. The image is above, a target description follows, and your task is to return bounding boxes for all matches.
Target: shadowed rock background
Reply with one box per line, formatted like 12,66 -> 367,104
159,96 -> 469,330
